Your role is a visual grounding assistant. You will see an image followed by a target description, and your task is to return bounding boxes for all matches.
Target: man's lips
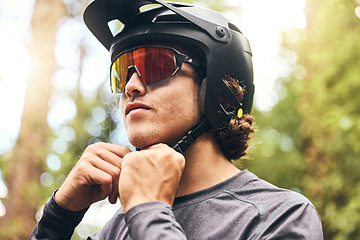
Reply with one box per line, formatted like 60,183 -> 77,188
125,102 -> 151,115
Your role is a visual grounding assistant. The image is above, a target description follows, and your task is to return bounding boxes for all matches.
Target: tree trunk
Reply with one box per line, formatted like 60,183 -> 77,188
0,0 -> 66,239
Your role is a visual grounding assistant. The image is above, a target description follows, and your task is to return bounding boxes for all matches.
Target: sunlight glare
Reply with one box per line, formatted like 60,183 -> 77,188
238,0 -> 306,111
0,42 -> 30,153
46,153 -> 62,171
79,52 -> 110,100
47,95 -> 77,129
0,200 -> 5,217
356,6 -> 360,19
0,0 -> 34,154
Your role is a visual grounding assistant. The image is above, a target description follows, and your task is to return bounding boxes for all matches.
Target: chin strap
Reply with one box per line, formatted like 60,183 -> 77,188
172,118 -> 211,155
135,118 -> 211,154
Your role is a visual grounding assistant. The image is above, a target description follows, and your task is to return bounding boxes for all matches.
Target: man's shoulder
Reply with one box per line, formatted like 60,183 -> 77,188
226,171 -> 323,238
173,171 -> 323,239
230,170 -> 314,207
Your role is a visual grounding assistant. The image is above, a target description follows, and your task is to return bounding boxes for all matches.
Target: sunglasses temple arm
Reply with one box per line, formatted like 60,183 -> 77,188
182,55 -> 205,74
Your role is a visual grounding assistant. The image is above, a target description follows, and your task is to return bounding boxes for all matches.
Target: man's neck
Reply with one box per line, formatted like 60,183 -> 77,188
175,133 -> 240,197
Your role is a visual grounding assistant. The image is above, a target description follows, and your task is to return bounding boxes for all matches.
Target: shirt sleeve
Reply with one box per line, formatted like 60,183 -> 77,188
125,201 -> 187,240
29,191 -> 88,240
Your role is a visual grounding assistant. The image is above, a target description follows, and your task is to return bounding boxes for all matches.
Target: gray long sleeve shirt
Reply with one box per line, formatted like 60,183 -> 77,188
30,170 -> 323,239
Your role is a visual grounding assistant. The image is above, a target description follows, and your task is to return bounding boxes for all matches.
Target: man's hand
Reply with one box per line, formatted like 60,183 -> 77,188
119,143 -> 185,213
55,142 -> 132,212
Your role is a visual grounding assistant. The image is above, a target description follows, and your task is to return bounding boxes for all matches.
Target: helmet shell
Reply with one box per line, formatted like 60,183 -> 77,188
84,0 -> 254,129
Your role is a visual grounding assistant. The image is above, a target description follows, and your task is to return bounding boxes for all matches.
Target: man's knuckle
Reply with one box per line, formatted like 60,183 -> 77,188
75,161 -> 88,174
113,167 -> 121,176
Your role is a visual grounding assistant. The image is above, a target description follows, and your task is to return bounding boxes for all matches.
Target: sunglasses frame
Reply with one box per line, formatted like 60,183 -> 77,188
110,45 -> 204,93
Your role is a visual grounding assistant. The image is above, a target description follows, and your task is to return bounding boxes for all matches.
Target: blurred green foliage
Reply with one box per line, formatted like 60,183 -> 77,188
242,0 -> 360,239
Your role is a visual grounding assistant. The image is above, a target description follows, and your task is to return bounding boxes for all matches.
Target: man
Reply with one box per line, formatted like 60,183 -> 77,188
30,0 -> 323,239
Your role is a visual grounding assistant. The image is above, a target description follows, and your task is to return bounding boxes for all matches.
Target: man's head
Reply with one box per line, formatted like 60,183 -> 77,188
118,44 -> 203,149
84,0 -> 255,157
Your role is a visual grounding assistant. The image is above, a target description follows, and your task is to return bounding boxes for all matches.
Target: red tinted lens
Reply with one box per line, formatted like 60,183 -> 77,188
110,47 -> 177,93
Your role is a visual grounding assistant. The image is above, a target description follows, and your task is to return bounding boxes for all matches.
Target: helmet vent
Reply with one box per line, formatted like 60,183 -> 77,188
139,4 -> 161,12
108,19 -> 123,37
228,23 -> 242,33
153,13 -> 192,24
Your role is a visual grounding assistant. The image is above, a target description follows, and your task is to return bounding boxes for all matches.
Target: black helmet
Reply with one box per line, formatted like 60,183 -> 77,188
84,0 -> 255,153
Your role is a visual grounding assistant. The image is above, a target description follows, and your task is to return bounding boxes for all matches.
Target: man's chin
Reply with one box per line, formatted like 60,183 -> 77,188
129,135 -> 158,150
130,138 -> 177,151
127,129 -> 182,150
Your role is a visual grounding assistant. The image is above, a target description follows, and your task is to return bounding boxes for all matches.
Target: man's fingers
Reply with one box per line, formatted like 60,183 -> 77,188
108,190 -> 119,204
84,167 -> 114,200
82,143 -> 129,204
85,143 -> 132,166
89,155 -> 121,197
55,143 -> 130,211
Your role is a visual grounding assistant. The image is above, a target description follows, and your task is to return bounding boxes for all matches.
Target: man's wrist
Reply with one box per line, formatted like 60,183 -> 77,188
122,196 -> 158,213
52,190 -> 89,213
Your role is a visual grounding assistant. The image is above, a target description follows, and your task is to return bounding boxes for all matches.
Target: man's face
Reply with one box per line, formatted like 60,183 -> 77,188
119,61 -> 202,149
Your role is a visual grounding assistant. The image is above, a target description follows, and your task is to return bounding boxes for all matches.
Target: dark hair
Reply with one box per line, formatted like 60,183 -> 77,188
211,75 -> 255,161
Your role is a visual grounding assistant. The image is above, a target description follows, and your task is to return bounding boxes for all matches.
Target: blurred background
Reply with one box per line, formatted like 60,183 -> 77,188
0,0 -> 359,239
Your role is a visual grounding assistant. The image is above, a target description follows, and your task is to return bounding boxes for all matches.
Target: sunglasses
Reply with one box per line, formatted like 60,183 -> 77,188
110,46 -> 204,93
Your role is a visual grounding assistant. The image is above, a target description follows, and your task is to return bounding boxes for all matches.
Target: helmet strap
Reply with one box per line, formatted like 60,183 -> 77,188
172,118 -> 211,155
